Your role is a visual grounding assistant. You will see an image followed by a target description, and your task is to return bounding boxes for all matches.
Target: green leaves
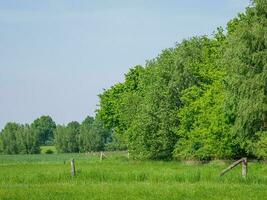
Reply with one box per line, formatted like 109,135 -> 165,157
0,123 -> 40,154
222,0 -> 267,157
31,116 -> 56,145
54,117 -> 112,153
96,0 -> 267,160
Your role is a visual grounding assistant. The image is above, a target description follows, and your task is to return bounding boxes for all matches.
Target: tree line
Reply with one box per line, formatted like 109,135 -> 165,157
1,0 -> 266,160
0,116 -> 121,154
96,0 -> 267,160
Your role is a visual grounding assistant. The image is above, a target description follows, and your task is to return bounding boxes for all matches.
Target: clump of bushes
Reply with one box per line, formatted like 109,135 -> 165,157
45,149 -> 54,154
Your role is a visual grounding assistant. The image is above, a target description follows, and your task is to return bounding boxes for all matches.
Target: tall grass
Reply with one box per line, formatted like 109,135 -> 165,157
0,153 -> 266,199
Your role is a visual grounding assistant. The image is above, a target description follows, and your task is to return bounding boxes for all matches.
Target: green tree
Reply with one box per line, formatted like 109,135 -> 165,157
54,125 -> 68,152
79,116 -> 97,152
172,33 -> 235,160
0,123 -> 20,154
16,125 -> 40,154
223,0 -> 267,157
54,121 -> 80,153
97,65 -> 145,151
80,116 -> 112,152
31,116 -> 56,145
0,123 -> 40,154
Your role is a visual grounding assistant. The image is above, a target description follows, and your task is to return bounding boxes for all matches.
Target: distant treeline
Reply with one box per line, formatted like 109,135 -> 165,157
0,116 -> 125,154
1,0 -> 266,160
96,0 -> 267,160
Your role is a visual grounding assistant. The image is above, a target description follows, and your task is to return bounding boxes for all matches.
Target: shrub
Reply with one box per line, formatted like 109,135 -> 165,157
45,149 -> 54,154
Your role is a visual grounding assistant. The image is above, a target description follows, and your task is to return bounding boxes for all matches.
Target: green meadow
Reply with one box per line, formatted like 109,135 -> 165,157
0,152 -> 266,200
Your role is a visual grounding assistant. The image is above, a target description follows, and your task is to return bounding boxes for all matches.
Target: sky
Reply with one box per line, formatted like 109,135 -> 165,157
0,0 -> 251,129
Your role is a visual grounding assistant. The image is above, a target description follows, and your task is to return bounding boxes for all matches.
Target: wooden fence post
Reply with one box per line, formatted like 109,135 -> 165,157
242,157 -> 247,178
71,158 -> 76,177
100,151 -> 107,161
220,158 -> 248,178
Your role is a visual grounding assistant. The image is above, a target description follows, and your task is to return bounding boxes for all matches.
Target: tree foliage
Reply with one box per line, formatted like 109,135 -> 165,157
54,117 -> 112,153
222,0 -> 267,157
0,123 -> 40,154
97,0 -> 267,160
0,116 -> 111,154
31,116 -> 56,145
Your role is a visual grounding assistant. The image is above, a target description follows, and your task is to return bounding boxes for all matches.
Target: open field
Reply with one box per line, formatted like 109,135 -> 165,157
0,153 -> 267,200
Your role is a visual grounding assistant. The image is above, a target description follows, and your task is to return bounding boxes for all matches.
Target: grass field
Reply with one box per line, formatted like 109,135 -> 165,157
0,152 -> 267,200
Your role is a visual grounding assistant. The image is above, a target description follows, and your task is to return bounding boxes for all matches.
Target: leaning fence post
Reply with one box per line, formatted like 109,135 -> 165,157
220,157 -> 248,178
71,158 -> 76,177
242,157 -> 247,178
100,151 -> 107,161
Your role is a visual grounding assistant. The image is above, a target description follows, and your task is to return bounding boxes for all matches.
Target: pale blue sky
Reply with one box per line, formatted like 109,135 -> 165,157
0,0 -> 250,129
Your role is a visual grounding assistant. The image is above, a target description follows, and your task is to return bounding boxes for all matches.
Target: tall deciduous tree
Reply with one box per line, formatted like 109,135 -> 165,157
54,121 -> 80,153
0,123 -> 20,154
223,0 -> 267,157
31,116 -> 56,145
0,123 -> 40,154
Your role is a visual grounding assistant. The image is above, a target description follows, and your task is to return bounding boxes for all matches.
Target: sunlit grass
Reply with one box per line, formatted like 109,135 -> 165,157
0,153 -> 266,199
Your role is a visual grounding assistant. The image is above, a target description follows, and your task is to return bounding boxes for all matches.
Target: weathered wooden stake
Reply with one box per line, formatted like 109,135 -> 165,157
100,151 -> 105,161
100,151 -> 107,161
71,158 -> 76,177
127,151 -> 130,159
242,157 -> 247,178
220,157 -> 247,178
100,152 -> 103,161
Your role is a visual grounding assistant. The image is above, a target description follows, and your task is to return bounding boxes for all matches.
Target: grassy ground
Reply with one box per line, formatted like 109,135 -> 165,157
0,152 -> 266,200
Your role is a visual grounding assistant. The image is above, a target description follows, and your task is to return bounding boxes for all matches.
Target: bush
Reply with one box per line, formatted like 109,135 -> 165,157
253,132 -> 267,159
45,149 -> 54,154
